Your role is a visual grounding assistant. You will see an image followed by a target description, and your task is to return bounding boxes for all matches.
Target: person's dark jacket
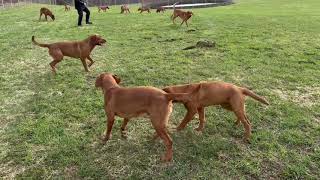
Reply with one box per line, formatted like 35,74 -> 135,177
75,0 -> 86,10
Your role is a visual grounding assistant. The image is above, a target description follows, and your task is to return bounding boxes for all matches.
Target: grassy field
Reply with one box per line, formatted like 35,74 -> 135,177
1,0 -> 320,178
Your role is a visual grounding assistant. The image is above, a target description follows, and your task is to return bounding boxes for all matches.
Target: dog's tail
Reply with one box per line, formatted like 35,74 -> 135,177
173,2 -> 179,11
241,88 -> 269,105
32,36 -> 50,48
165,84 -> 200,103
165,93 -> 191,103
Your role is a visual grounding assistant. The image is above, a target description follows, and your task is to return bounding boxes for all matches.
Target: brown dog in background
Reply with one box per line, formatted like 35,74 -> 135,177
120,4 -> 130,14
32,35 -> 106,74
98,5 -> 109,12
138,7 -> 150,13
171,3 -> 193,26
64,4 -> 71,11
163,82 -> 269,142
95,73 -> 193,162
156,6 -> 165,13
39,7 -> 55,21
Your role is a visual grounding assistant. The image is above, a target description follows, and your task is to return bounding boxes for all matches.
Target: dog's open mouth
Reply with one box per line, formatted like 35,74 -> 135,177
97,40 -> 107,46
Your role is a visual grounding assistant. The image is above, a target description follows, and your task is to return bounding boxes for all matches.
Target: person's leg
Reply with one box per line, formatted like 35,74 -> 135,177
77,9 -> 83,26
83,7 -> 92,24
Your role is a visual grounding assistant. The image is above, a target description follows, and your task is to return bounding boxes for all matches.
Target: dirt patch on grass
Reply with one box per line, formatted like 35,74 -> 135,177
183,40 -> 216,50
64,165 -> 79,179
272,87 -> 320,107
0,161 -> 26,179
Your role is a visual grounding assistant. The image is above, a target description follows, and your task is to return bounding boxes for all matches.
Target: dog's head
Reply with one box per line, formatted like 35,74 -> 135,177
89,35 -> 107,46
95,73 -> 121,88
51,14 -> 55,21
138,7 -> 142,11
187,11 -> 193,16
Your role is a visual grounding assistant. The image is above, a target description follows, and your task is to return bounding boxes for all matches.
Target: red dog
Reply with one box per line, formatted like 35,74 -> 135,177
138,7 -> 150,13
120,4 -> 130,14
171,3 -> 193,26
95,73 -> 194,161
39,7 -> 55,21
163,82 -> 269,142
32,35 -> 106,74
156,6 -> 165,13
64,4 -> 71,11
98,5 -> 109,12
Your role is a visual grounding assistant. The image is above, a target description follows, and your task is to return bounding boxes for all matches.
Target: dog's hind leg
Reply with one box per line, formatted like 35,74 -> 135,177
120,118 -> 129,138
222,103 -> 241,126
157,128 -> 173,162
45,15 -> 48,21
231,97 -> 251,142
49,50 -> 63,74
151,117 -> 172,162
195,107 -> 205,131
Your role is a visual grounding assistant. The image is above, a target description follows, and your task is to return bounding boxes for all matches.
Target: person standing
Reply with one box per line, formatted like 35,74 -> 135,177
74,0 -> 92,26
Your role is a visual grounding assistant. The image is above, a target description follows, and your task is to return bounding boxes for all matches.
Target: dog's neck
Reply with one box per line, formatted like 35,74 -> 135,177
84,38 -> 96,51
102,82 -> 120,95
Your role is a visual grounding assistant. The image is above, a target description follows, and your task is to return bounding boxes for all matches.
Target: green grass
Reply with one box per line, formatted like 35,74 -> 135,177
1,0 -> 320,178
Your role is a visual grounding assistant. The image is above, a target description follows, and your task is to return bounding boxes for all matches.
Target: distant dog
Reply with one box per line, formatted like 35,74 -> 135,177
156,6 -> 165,13
138,7 -> 150,13
98,5 -> 109,12
39,7 -> 55,21
163,82 -> 269,142
95,73 -> 194,162
171,2 -> 193,26
32,35 -> 106,74
64,4 -> 71,11
120,4 -> 130,14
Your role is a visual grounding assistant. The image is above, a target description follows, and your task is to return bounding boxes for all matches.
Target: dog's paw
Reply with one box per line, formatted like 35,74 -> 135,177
121,132 -> 128,139
99,135 -> 109,144
243,138 -> 251,144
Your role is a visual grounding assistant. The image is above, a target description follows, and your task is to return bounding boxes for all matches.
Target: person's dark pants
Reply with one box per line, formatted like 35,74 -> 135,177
77,7 -> 90,25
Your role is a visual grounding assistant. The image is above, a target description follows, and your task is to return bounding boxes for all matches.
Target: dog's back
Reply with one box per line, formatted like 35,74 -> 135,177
163,82 -> 269,105
40,7 -> 55,20
40,7 -> 52,15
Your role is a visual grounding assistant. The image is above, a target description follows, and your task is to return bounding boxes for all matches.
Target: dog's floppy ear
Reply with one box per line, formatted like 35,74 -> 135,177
112,74 -> 121,84
89,35 -> 98,45
95,74 -> 104,88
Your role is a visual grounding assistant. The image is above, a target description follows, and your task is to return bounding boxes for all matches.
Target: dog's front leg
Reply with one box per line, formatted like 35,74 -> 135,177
176,105 -> 197,131
180,20 -> 185,26
87,56 -> 94,67
102,111 -> 115,143
80,58 -> 89,72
